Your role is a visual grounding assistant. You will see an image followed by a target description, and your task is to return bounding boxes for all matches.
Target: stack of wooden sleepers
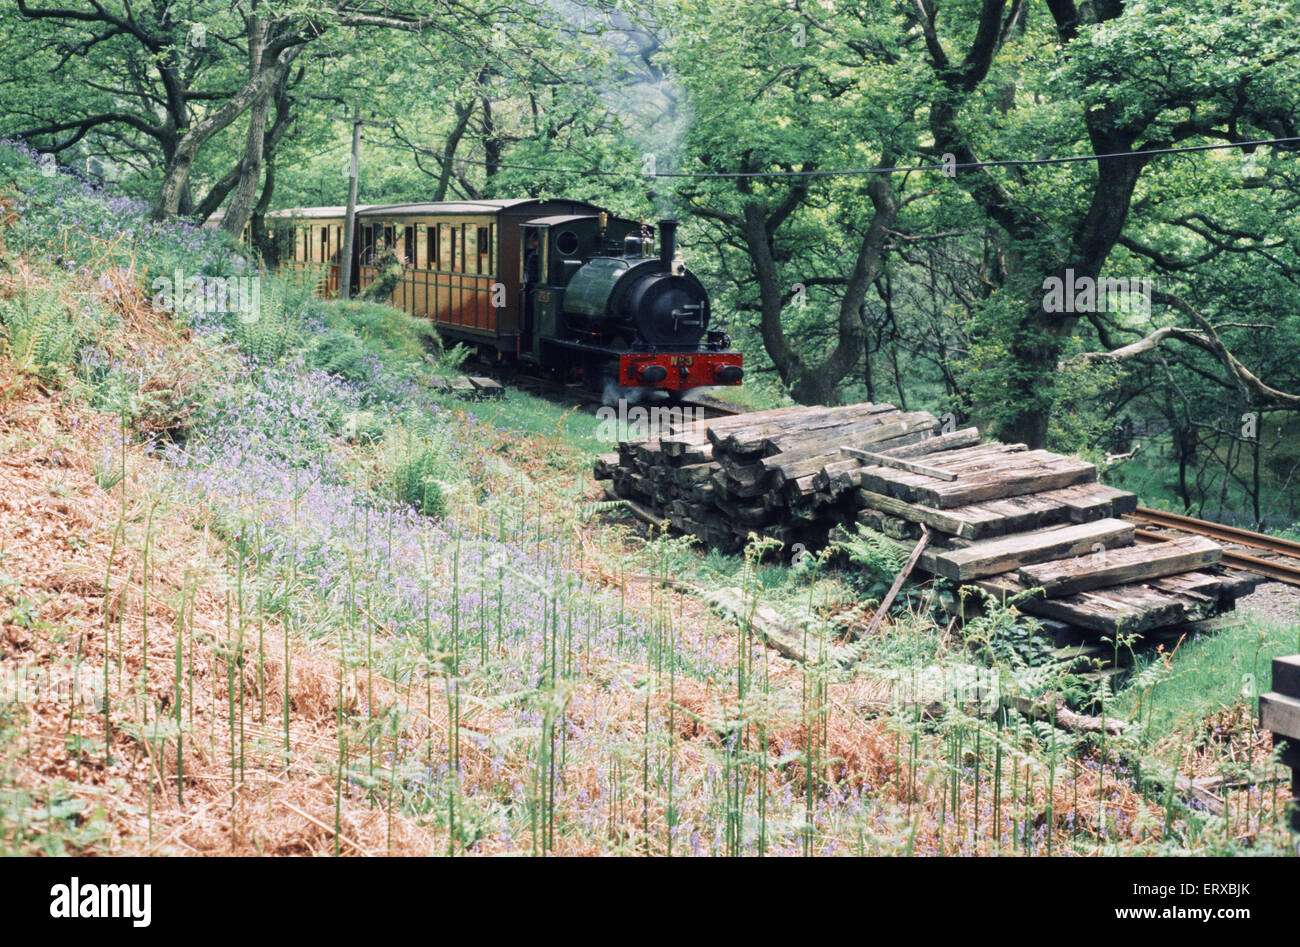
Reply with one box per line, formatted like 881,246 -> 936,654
594,402 -> 1258,638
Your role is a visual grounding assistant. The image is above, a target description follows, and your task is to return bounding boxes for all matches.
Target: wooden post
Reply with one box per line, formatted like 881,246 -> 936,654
1259,654 -> 1300,832
856,526 -> 931,642
340,106 -> 361,299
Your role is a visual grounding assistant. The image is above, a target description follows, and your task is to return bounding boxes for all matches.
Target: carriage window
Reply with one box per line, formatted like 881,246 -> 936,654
465,225 -> 478,274
383,225 -> 395,256
299,227 -> 308,262
427,224 -> 438,269
449,225 -> 460,272
320,226 -> 329,263
403,226 -> 415,265
478,226 -> 492,274
439,224 -> 451,271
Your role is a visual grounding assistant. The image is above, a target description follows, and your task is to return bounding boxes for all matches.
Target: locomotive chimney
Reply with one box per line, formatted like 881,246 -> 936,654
659,219 -> 678,269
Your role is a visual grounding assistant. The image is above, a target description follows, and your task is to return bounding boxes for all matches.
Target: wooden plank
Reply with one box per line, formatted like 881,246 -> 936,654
593,453 -> 619,480
704,587 -> 828,664
840,446 -> 958,480
710,403 -> 898,454
1017,536 -> 1221,597
1047,482 -> 1138,521
973,574 -> 1169,636
931,518 -> 1135,582
448,375 -> 477,396
953,483 -> 1138,537
1260,692 -> 1300,740
850,444 -> 1027,496
852,527 -> 932,647
764,411 -> 936,456
854,489 -> 1002,540
468,376 -> 505,398
1272,655 -> 1300,699
672,461 -> 720,487
760,414 -> 939,483
928,463 -> 1092,507
1146,570 -> 1226,603
919,455 -> 1097,508
879,427 -> 981,458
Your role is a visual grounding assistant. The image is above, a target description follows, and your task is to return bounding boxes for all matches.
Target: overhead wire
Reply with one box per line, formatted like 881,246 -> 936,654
369,135 -> 1300,181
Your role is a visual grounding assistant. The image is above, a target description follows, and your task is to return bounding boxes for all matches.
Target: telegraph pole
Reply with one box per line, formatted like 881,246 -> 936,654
339,106 -> 362,299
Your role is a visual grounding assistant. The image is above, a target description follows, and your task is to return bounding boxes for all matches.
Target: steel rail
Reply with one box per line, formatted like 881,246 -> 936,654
1127,507 -> 1300,587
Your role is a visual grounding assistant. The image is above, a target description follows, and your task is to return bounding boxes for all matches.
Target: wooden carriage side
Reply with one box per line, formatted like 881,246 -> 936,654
265,206 -> 363,298
356,203 -> 502,343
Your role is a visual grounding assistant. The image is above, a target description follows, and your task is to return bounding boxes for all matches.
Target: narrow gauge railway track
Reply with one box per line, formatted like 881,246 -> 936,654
1126,506 -> 1300,587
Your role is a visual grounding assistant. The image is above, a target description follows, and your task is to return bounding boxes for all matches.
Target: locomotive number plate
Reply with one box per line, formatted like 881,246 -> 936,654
669,356 -> 695,366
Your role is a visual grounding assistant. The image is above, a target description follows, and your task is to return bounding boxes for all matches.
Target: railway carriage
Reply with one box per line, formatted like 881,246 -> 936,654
269,198 -> 742,399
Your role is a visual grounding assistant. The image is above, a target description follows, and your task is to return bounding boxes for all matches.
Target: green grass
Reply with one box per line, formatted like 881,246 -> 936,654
1115,611 -> 1300,736
456,388 -> 608,460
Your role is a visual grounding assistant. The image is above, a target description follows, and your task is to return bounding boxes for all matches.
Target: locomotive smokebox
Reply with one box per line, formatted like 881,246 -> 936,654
659,219 -> 678,269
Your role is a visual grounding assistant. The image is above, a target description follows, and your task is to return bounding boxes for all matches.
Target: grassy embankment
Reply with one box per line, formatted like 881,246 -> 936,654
1,142 -> 1296,855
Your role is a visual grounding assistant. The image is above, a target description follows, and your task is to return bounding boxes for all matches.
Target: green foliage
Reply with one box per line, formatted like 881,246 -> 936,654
437,342 -> 471,375
330,300 -> 442,362
384,428 -> 452,518
958,590 -> 1057,670
308,300 -> 443,388
832,523 -> 904,582
359,249 -> 405,303
229,277 -> 305,364
308,330 -> 374,383
0,283 -> 78,384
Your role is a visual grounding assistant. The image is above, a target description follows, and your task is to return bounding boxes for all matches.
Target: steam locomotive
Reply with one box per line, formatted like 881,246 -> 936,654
269,199 -> 742,399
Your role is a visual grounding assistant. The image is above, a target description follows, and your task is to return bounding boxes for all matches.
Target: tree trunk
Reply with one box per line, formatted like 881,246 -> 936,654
250,150 -> 279,263
222,18 -> 272,238
247,70 -> 295,258
742,171 -> 899,405
482,96 -> 502,184
153,43 -> 301,220
434,100 -> 475,202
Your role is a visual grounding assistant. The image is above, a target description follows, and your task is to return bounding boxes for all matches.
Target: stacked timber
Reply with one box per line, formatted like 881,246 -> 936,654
595,401 -> 1258,639
599,402 -> 940,552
